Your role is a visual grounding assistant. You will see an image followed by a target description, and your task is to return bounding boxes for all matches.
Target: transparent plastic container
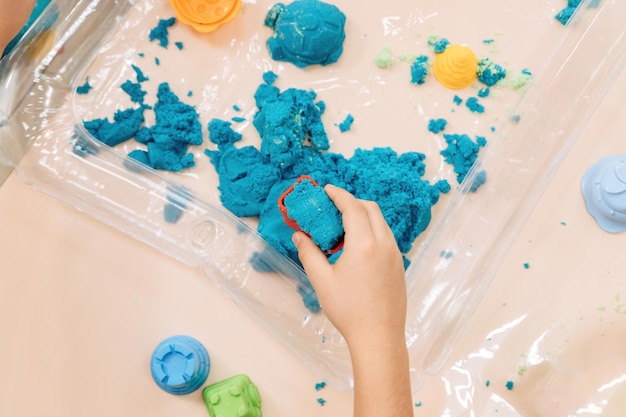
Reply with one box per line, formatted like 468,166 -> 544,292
0,0 -> 623,392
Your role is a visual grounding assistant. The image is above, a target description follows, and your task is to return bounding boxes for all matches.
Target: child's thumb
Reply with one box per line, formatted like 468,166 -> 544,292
292,232 -> 330,282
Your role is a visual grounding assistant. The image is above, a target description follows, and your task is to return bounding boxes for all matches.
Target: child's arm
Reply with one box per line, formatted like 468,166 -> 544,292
292,184 -> 413,417
0,0 -> 36,53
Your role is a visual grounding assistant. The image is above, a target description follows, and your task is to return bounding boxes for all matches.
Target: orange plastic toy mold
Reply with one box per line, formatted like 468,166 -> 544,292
169,0 -> 242,33
278,175 -> 344,255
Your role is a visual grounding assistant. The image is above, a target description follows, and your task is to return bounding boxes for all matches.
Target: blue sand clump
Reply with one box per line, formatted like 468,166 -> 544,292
428,118 -> 447,134
555,7 -> 576,25
433,38 -> 450,53
121,80 -> 147,104
265,0 -> 346,68
465,97 -> 485,114
283,179 -> 344,252
205,146 -> 282,217
441,134 -> 487,183
131,64 -> 149,82
76,77 -> 92,95
478,87 -> 490,98
338,114 -> 354,132
84,107 -> 146,147
477,58 -> 507,87
175,41 -> 184,50
149,17 -> 176,48
410,55 -> 429,85
453,95 -> 463,106
208,118 -> 243,148
207,73 -> 450,311
129,83 -> 203,172
232,117 -> 246,123
252,77 -> 329,168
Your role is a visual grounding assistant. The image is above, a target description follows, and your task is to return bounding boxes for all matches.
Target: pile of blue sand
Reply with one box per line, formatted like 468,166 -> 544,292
265,0 -> 346,67
82,64 -> 203,173
206,72 -> 450,311
283,179 -> 344,253
555,0 -> 600,25
149,17 -> 176,48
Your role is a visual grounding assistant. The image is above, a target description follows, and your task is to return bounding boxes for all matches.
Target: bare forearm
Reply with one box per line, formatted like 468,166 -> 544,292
349,335 -> 413,417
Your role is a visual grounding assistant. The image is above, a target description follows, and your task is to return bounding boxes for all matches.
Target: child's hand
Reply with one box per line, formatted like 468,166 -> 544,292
293,185 -> 413,416
292,184 -> 407,348
0,0 -> 36,52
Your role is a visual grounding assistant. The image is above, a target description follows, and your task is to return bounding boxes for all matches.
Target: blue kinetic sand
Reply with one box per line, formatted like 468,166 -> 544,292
477,57 -> 507,87
282,178 -> 344,253
410,55 -> 429,85
440,134 -> 487,183
264,0 -> 346,68
581,155 -> 626,233
150,335 -> 210,395
149,17 -> 176,48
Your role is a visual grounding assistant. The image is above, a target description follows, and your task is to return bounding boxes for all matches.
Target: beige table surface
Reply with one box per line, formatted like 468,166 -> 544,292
1,66 -> 625,417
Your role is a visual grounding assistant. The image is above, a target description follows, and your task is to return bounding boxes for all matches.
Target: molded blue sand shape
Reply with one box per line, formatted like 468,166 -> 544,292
265,0 -> 346,67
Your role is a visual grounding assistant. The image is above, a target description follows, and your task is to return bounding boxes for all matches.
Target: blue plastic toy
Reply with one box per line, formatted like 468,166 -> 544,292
150,335 -> 211,395
581,155 -> 626,233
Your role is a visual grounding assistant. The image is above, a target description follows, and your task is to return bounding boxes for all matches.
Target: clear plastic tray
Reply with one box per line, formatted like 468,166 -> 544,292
0,0 -> 623,392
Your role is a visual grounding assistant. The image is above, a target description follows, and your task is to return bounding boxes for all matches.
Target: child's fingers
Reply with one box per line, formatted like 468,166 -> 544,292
324,185 -> 374,241
292,231 -> 331,287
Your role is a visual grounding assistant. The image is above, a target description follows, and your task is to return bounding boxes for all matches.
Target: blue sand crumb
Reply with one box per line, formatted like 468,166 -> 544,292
131,64 -> 149,82
441,134 -> 487,183
233,104 -> 241,111
415,401 -> 423,407
555,7 -> 576,25
207,73 -> 450,312
317,398 -> 326,406
453,95 -> 463,106
315,381 -> 327,391
490,126 -> 496,133
84,107 -> 145,147
149,17 -> 176,48
506,380 -> 515,390
428,118 -> 447,134
486,380 -> 491,387
265,0 -> 346,68
561,221 -> 567,226
483,39 -> 495,44
174,41 -> 183,50
155,57 -> 160,66
138,52 -> 145,57
232,116 -> 246,123
338,114 -> 354,132
511,114 -> 521,124
76,78 -> 92,95
262,70 -> 279,85
465,97 -> 485,114
121,80 -> 147,104
477,58 -> 507,87
187,91 -> 193,97
283,179 -> 344,252
478,87 -> 490,98
410,55 -> 429,85
433,38 -> 450,53
208,118 -> 243,148
469,169 -> 487,192
523,262 -> 530,269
